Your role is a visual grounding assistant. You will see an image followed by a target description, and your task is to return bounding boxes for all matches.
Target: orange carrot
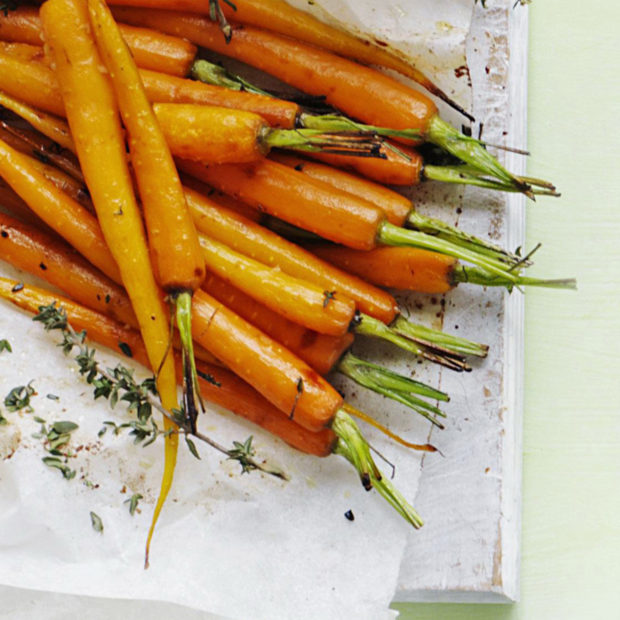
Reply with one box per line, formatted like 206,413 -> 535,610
271,153 -> 412,227
40,0 -> 179,563
1,6 -> 197,77
0,275 -> 337,458
0,211 -> 137,325
180,158 -> 526,284
89,0 -> 206,430
191,288 -> 343,433
0,6 -> 42,45
0,40 -> 46,63
199,232 -> 357,336
0,137 -> 120,282
0,90 -> 75,152
113,7 -> 531,194
0,53 -> 65,117
182,184 -> 399,324
309,245 -> 456,295
203,272 -> 353,376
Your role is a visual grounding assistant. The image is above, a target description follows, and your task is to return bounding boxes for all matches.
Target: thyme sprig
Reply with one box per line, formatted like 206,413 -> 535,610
4,381 -> 36,412
209,0 -> 237,43
0,1 -> 17,17
34,302 -> 288,480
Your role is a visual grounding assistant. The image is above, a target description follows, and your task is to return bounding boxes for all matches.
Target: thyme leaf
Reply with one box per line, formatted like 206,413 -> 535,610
4,381 -> 35,412
0,339 -> 12,353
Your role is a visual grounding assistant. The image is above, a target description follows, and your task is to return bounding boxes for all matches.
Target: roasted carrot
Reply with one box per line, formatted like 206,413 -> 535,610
0,90 -> 75,152
0,6 -> 198,77
309,245 -> 457,295
40,0 -> 179,564
0,275 -> 337,458
182,183 -> 399,324
273,153 -> 521,266
178,158 -> 531,284
198,233 -> 357,337
0,53 -> 65,117
0,137 -> 120,281
203,272 -> 352,376
88,0 -> 206,431
0,211 -> 136,325
0,276 -> 423,525
0,40 -> 45,63
0,179 -> 54,232
152,102 -> 381,163
114,8 -> 541,194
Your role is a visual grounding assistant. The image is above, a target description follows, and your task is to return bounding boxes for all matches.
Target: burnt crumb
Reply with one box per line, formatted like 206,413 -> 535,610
39,262 -> 47,271
485,65 -> 490,74
456,207 -> 463,214
0,230 -> 8,238
344,510 -> 355,521
11,282 -> 24,293
294,164 -> 305,172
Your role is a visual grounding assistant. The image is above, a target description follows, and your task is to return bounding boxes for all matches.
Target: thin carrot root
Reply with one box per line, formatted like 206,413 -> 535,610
342,403 -> 438,453
175,290 -> 205,433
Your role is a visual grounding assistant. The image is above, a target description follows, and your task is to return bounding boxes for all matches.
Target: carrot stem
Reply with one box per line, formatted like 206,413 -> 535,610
378,221 -> 521,283
337,352 -> 448,424
406,209 -> 525,267
390,316 -> 489,359
451,265 -> 577,291
191,58 -> 270,97
353,313 -> 472,372
175,290 -> 204,433
332,409 -> 423,529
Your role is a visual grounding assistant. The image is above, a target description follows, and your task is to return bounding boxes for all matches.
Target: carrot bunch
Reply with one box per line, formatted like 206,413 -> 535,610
0,0 -> 575,559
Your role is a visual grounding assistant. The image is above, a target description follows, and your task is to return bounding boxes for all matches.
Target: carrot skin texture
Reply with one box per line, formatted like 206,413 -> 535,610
0,53 -> 65,117
0,138 -> 121,282
0,40 -> 46,63
192,289 -> 343,433
88,0 -> 204,294
199,233 -> 357,337
0,276 -> 336,458
153,103 -> 269,164
203,272 -> 354,376
0,6 -> 42,45
179,159 -> 385,251
183,185 -> 399,324
0,212 -> 138,326
110,9 -> 437,134
309,245 -> 457,294
272,153 -> 413,227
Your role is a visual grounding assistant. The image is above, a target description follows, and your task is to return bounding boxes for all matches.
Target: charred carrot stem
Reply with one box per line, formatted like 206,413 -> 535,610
451,265 -> 577,291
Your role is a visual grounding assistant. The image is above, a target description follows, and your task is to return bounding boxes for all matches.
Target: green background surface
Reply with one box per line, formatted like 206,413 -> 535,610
394,0 -> 620,618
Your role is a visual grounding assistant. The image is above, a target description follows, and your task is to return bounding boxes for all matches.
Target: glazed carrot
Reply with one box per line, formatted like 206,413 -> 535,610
0,54 -> 65,117
153,102 -> 380,163
89,0 -> 206,426
0,137 -> 120,282
213,0 -> 472,120
203,272 -> 352,376
40,0 -> 179,563
182,184 -> 399,324
114,7 -> 533,194
199,233 -> 356,336
0,179 -> 53,231
141,69 -> 299,129
0,275 -> 337,458
273,153 -> 520,265
0,6 -> 41,45
0,212 -> 137,325
0,90 -> 75,152
0,40 -> 46,63
0,6 -> 198,77
179,158 -> 527,284
309,245 -> 457,295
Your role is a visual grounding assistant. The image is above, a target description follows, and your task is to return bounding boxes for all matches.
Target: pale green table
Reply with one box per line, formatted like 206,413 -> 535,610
394,1 -> 620,617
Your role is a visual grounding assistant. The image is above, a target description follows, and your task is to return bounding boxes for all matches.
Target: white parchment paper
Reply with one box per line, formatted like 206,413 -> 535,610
0,2 -> 474,617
